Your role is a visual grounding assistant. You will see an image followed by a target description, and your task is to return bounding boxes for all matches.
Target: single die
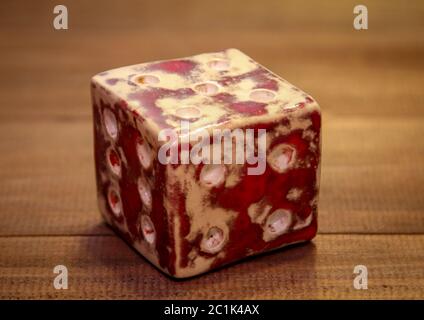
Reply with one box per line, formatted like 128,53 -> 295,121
91,48 -> 321,278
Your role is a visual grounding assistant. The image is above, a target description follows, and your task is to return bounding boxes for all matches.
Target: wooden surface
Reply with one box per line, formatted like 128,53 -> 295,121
1,0 -> 424,299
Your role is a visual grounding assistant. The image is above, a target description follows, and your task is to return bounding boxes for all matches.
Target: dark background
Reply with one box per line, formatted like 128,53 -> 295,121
0,0 -> 423,299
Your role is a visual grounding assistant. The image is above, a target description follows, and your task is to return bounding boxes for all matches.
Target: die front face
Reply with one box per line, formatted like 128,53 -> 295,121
91,49 -> 321,278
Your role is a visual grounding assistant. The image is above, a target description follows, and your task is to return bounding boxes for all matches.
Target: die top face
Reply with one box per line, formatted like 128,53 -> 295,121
92,48 -> 319,135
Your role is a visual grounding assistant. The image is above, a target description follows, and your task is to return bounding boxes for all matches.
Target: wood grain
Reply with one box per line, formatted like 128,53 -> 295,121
1,235 -> 423,299
0,0 -> 423,299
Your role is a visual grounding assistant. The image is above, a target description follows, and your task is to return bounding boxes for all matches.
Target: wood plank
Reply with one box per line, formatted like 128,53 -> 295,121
1,29 -> 423,120
0,234 -> 423,299
1,0 -> 423,32
0,121 -> 110,236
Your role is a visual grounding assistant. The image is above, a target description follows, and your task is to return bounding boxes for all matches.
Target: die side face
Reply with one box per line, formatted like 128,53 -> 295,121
92,93 -> 170,272
91,48 -> 321,278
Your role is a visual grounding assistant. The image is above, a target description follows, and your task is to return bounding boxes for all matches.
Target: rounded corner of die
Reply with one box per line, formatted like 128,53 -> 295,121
306,97 -> 321,113
225,47 -> 241,54
306,216 -> 319,240
313,102 -> 322,114
168,271 -> 190,280
90,73 -> 102,86
90,78 -> 98,90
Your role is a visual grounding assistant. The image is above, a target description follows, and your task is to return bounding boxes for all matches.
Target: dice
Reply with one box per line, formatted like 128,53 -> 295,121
91,48 -> 321,278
